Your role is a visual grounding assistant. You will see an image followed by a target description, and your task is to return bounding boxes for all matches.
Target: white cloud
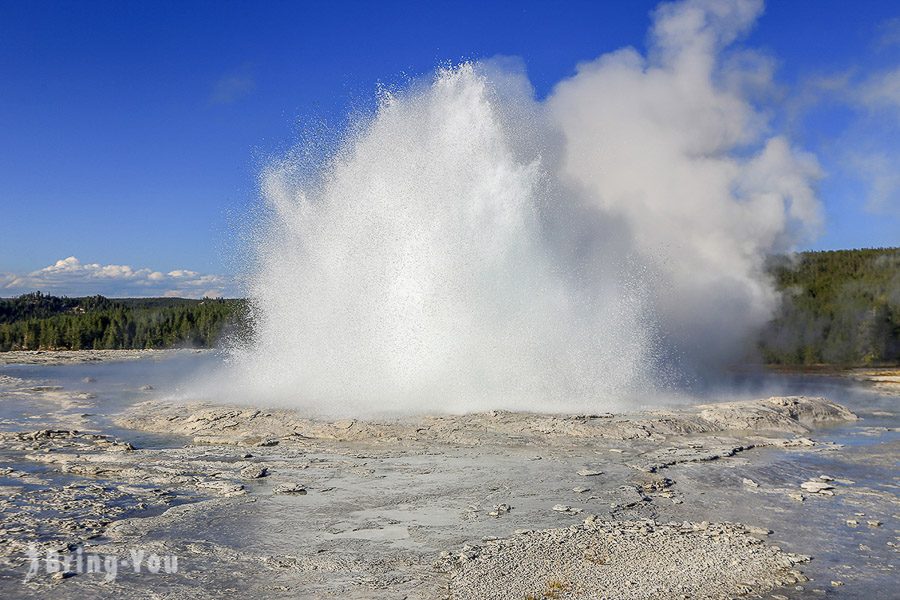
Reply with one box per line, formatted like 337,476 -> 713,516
789,59 -> 900,215
1,257 -> 237,298
851,68 -> 900,214
857,66 -> 900,116
877,17 -> 900,49
849,152 -> 900,215
167,269 -> 199,278
209,64 -> 256,105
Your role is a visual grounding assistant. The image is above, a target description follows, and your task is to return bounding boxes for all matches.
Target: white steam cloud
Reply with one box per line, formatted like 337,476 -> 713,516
214,0 -> 822,416
548,0 -> 821,370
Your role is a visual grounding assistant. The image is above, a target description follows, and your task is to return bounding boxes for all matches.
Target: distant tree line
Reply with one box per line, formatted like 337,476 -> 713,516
0,292 -> 248,351
2,247 -> 898,365
761,247 -> 900,366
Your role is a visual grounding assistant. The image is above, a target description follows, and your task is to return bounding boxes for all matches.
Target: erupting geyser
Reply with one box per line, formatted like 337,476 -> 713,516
222,0 -> 822,416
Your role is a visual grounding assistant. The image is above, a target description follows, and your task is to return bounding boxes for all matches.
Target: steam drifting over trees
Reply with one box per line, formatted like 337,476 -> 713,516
762,248 -> 900,366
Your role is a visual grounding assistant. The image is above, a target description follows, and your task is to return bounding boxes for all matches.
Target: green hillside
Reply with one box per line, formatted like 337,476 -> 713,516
761,247 -> 900,366
0,292 -> 248,351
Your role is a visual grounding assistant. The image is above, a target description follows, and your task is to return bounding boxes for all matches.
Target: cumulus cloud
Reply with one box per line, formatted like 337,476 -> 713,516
0,257 -> 235,298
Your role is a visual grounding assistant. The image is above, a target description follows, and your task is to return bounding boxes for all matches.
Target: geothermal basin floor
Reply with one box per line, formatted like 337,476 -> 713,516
0,351 -> 897,599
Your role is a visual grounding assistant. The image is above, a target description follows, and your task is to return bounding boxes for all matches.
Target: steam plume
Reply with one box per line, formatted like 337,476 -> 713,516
219,0 -> 821,416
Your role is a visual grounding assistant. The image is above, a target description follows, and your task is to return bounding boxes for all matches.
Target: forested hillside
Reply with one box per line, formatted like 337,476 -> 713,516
761,247 -> 900,366
0,292 -> 247,351
2,248 -> 898,364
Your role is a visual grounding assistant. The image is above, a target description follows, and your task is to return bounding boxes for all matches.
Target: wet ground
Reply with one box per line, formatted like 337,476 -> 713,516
0,351 -> 896,599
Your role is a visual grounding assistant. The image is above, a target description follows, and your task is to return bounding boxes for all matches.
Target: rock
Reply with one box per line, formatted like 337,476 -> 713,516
846,519 -> 858,527
488,503 -> 512,517
800,480 -> 834,493
788,437 -> 816,447
698,397 -> 857,433
274,483 -> 307,495
572,486 -> 590,493
197,481 -> 246,496
240,465 -> 268,479
788,492 -> 805,502
552,504 -> 582,514
831,580 -> 844,587
867,520 -> 882,527
103,440 -> 135,452
577,468 -> 603,477
81,377 -> 96,383
459,546 -> 479,561
742,478 -> 759,488
818,475 -> 834,481
140,385 -> 154,391
256,439 -> 279,447
51,571 -> 74,580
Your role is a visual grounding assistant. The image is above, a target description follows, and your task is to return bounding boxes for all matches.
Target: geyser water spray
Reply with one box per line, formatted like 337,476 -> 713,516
218,0 -> 821,416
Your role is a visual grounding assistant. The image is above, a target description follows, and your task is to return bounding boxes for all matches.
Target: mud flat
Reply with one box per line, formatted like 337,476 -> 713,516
0,357 -> 897,599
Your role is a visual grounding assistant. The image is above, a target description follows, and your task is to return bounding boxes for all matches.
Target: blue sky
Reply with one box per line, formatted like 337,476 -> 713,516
1,0 -> 899,297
